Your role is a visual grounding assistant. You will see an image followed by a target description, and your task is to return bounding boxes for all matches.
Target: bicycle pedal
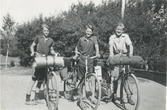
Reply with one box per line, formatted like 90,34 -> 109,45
49,98 -> 57,101
49,90 -> 57,93
49,95 -> 57,101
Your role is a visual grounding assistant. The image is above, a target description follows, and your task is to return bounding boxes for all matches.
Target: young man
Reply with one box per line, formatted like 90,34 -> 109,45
25,24 -> 57,105
74,24 -> 100,109
109,22 -> 135,105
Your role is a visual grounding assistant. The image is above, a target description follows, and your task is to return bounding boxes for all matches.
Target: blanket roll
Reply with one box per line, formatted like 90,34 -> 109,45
107,56 -> 145,66
34,56 -> 65,68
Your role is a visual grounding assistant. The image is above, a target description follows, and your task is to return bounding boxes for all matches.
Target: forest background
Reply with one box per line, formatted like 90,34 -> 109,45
0,0 -> 166,72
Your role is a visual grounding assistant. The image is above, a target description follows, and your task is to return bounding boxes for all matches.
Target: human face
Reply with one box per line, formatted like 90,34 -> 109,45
85,28 -> 93,38
43,27 -> 49,37
115,26 -> 124,36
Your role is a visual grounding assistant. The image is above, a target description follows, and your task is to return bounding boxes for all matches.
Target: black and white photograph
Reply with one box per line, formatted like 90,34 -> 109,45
0,0 -> 166,110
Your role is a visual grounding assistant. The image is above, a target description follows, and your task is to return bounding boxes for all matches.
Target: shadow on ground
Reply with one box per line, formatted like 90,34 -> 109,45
133,70 -> 166,86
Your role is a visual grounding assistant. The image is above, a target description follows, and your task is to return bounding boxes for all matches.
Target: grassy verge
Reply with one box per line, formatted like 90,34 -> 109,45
1,66 -> 33,76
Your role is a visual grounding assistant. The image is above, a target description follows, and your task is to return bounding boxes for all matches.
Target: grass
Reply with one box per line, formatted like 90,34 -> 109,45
0,55 -> 32,75
1,66 -> 33,75
0,55 -> 20,69
0,55 -> 19,64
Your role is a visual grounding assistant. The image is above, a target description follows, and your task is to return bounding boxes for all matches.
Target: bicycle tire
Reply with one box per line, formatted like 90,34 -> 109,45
45,71 -> 59,110
120,73 -> 140,110
64,71 -> 76,100
79,73 -> 101,110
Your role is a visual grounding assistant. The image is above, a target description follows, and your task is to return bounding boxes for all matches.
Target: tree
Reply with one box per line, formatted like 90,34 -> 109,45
1,13 -> 16,69
15,0 -> 166,72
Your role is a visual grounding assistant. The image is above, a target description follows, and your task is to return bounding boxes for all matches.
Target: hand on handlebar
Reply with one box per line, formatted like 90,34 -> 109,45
73,55 -> 78,60
31,52 -> 35,57
55,52 -> 60,56
96,53 -> 101,58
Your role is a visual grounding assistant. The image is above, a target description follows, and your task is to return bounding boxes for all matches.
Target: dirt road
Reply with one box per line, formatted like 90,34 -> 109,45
0,72 -> 166,110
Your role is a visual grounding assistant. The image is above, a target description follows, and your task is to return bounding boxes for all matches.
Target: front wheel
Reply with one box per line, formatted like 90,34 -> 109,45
64,71 -> 77,100
45,71 -> 59,110
120,73 -> 140,110
79,73 -> 101,110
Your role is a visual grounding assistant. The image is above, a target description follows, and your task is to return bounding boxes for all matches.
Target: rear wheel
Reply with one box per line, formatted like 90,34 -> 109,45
79,73 -> 101,110
64,71 -> 76,100
120,73 -> 140,110
45,71 -> 59,110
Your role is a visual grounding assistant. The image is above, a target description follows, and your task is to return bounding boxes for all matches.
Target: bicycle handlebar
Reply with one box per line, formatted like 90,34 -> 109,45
33,52 -> 60,57
75,51 -> 97,59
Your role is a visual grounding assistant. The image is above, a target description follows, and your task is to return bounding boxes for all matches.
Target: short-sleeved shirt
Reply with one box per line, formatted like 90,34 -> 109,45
109,33 -> 132,54
77,36 -> 98,56
77,36 -> 98,67
34,35 -> 54,55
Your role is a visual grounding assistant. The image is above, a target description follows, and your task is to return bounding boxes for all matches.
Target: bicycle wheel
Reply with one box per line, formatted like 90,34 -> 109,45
64,71 -> 77,100
45,71 -> 59,110
79,73 -> 101,110
120,73 -> 140,110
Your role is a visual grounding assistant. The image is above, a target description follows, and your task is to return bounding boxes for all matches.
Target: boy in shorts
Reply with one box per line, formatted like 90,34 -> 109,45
74,24 -> 100,109
25,24 -> 57,105
109,22 -> 135,105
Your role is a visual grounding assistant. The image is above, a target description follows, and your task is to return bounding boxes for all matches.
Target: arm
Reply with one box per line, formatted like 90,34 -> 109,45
73,39 -> 81,58
109,43 -> 114,57
75,46 -> 79,56
50,39 -> 60,56
30,42 -> 36,56
73,46 -> 79,59
94,36 -> 100,57
125,34 -> 133,56
95,44 -> 100,57
128,43 -> 133,56
50,47 -> 60,56
50,47 -> 56,54
109,36 -> 114,57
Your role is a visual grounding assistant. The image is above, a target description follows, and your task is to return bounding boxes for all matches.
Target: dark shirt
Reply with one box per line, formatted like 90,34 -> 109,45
77,36 -> 98,56
34,35 -> 54,55
77,36 -> 98,67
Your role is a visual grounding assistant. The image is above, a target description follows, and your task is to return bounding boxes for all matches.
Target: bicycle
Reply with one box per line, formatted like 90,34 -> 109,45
64,58 -> 78,101
63,54 -> 101,110
44,67 -> 59,110
34,53 -> 60,110
119,65 -> 140,110
99,56 -> 140,110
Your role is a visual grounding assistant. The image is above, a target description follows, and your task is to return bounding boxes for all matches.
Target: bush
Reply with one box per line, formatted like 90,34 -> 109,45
10,60 -> 15,67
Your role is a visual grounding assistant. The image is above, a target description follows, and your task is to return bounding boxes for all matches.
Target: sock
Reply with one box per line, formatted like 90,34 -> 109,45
26,94 -> 31,101
113,80 -> 118,94
34,93 -> 39,100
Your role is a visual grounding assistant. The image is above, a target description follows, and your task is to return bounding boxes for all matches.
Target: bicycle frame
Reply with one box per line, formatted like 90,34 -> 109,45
71,55 -> 97,90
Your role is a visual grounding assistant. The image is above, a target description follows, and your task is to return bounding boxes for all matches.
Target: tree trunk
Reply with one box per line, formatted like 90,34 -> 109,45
5,43 -> 9,69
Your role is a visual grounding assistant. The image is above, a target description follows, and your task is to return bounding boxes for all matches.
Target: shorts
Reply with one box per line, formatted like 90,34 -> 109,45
77,66 -> 94,79
111,66 -> 119,78
32,67 -> 47,82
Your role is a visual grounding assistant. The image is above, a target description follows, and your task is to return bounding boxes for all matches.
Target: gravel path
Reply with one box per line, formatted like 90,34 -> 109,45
0,73 -> 166,110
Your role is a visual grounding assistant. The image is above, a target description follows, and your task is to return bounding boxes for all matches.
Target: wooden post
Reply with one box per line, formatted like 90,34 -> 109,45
121,0 -> 126,20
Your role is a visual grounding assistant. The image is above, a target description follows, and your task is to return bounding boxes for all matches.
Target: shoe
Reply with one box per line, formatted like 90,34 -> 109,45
112,94 -> 117,102
35,100 -> 45,104
127,95 -> 135,105
70,84 -> 76,89
25,100 -> 37,105
89,97 -> 98,104
80,101 -> 91,110
49,92 -> 58,101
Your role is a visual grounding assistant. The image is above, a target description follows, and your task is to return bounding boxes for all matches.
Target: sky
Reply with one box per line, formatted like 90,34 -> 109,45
0,0 -> 104,29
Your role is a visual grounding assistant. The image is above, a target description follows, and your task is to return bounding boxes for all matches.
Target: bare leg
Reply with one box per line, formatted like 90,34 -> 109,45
90,76 -> 95,99
25,80 -> 37,105
26,80 -> 36,95
124,77 -> 135,105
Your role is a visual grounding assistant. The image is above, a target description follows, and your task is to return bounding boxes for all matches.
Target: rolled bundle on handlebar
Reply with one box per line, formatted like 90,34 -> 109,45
34,56 -> 72,68
107,55 -> 145,66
